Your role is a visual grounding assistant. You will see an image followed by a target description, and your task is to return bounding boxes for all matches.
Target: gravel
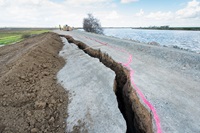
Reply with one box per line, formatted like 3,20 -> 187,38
54,30 -> 200,133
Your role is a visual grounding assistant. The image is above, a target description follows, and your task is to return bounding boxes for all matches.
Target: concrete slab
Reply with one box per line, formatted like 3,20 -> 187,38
57,37 -> 126,133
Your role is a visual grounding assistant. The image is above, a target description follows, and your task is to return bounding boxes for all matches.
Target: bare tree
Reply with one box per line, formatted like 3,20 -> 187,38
83,14 -> 103,34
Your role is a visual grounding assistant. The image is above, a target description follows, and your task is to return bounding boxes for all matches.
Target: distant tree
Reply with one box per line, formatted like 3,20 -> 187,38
83,14 -> 103,34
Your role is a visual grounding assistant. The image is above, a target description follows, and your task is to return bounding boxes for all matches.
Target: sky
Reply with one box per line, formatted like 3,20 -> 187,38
0,0 -> 200,27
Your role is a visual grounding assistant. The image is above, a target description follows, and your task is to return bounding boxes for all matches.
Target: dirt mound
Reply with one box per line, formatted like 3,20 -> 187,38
0,33 -> 68,133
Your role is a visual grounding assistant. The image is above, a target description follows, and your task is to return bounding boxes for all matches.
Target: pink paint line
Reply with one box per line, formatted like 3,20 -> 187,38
85,36 -> 162,133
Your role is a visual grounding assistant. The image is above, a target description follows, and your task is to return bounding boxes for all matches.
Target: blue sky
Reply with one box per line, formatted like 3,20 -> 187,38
0,0 -> 200,27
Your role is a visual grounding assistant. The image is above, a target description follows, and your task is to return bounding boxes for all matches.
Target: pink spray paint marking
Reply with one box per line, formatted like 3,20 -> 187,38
85,36 -> 162,133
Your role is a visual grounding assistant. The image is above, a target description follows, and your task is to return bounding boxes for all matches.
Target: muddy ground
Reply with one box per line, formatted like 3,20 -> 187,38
0,33 -> 68,133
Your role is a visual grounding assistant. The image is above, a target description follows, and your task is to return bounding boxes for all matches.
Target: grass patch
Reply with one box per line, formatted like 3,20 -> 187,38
0,29 -> 49,45
0,35 -> 22,45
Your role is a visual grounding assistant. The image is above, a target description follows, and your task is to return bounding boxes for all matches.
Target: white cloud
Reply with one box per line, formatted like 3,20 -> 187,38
106,11 -> 120,19
0,0 -> 200,27
143,0 -> 200,21
0,0 -> 5,6
146,11 -> 173,20
121,0 -> 138,4
0,0 -> 71,27
176,0 -> 200,18
65,0 -> 113,7
133,0 -> 200,27
0,0 -> 115,27
135,9 -> 144,17
66,0 -> 109,4
188,0 -> 200,7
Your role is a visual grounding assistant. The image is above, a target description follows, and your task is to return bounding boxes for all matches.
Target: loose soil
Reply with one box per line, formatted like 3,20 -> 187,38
0,33 -> 68,133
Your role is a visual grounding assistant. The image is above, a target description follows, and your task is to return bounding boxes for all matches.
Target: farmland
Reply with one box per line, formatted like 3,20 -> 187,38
0,29 -> 50,45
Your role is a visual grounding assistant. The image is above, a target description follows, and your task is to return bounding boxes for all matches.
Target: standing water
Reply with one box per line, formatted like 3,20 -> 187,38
104,28 -> 200,53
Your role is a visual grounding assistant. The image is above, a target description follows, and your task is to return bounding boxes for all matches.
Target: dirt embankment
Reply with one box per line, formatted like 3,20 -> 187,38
63,35 -> 153,133
0,33 -> 68,133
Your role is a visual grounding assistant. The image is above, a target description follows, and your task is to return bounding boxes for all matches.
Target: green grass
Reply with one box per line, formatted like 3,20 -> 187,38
0,35 -> 22,45
0,29 -> 49,45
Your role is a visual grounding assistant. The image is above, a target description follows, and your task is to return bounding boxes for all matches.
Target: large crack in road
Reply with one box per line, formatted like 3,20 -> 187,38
62,35 -> 153,133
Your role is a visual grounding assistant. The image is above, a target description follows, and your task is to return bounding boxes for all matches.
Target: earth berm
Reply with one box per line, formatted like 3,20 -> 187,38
0,33 -> 68,133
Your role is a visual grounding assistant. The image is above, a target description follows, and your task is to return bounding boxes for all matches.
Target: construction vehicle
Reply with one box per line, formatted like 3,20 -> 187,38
63,25 -> 73,31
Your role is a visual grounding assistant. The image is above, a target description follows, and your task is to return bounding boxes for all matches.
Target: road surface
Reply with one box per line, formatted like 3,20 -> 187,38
54,30 -> 200,133
57,37 -> 126,133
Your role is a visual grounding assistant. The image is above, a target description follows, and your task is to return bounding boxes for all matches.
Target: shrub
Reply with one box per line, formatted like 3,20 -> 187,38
83,14 -> 103,34
22,34 -> 31,39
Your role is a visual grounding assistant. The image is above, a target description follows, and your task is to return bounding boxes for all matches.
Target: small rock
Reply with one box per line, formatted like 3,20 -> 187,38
58,103 -> 62,107
148,41 -> 160,46
16,83 -> 21,87
3,95 -> 8,98
35,101 -> 46,109
44,92 -> 51,97
42,64 -> 48,69
51,99 -> 56,104
6,82 -> 11,86
48,104 -> 54,108
49,117 -> 55,123
59,99 -> 63,103
34,75 -> 38,78
182,67 -> 186,70
28,73 -> 33,77
2,102 -> 7,106
30,67 -> 34,71
20,76 -> 25,79
5,78 -> 9,82
0,92 -> 5,96
43,72 -> 49,76
31,128 -> 38,133
26,110 -> 32,116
